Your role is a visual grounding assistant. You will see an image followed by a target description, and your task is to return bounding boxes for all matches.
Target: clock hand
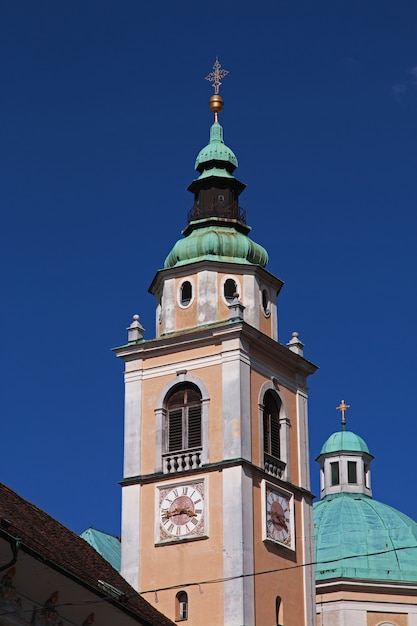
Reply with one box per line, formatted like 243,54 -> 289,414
269,512 -> 288,531
175,508 -> 196,517
162,508 -> 180,520
162,507 -> 197,520
275,513 -> 288,531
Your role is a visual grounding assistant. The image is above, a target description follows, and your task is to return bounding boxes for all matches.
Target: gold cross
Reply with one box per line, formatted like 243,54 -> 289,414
336,399 -> 350,430
205,57 -> 229,95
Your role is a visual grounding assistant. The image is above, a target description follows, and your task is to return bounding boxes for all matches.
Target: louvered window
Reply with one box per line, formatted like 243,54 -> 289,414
263,391 -> 281,459
167,384 -> 202,452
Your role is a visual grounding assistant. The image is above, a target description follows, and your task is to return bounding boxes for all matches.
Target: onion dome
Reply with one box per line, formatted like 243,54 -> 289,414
314,493 -> 417,583
164,225 -> 268,269
194,121 -> 238,175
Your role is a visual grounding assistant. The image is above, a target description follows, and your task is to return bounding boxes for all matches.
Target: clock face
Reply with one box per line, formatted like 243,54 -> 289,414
265,485 -> 293,548
158,481 -> 205,542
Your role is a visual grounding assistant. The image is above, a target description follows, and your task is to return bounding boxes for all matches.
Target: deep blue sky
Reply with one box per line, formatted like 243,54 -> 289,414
1,1 -> 416,536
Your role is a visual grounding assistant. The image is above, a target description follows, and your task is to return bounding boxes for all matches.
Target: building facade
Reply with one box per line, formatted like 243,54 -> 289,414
115,61 -> 318,626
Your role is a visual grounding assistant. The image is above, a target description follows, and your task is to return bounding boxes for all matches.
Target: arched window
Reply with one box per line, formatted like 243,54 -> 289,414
180,281 -> 192,307
166,384 -> 202,452
176,591 -> 188,621
263,391 -> 281,459
262,288 -> 270,317
276,596 -> 283,625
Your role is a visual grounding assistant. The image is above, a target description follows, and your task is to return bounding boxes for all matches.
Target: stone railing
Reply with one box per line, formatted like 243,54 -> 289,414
162,449 -> 202,474
264,453 -> 286,478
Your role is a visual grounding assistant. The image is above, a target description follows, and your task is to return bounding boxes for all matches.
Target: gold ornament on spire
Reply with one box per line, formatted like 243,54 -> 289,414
206,57 -> 229,95
205,57 -> 229,122
336,399 -> 350,431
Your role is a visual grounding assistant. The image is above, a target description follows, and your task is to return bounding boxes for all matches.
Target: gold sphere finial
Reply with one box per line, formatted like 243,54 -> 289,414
205,57 -> 229,122
209,94 -> 224,113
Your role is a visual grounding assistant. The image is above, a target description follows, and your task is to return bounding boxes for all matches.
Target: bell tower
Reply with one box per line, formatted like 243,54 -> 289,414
115,60 -> 318,626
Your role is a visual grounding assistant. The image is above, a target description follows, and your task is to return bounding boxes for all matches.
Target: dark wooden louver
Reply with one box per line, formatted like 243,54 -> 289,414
168,408 -> 183,452
187,405 -> 202,448
167,384 -> 202,452
263,391 -> 281,459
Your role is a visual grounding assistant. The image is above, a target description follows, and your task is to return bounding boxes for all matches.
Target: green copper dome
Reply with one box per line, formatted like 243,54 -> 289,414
195,122 -> 238,175
320,430 -> 370,455
314,492 -> 417,582
164,225 -> 268,269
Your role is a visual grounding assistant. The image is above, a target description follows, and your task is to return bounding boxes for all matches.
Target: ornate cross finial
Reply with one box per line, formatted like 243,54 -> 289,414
336,399 -> 350,431
205,57 -> 229,95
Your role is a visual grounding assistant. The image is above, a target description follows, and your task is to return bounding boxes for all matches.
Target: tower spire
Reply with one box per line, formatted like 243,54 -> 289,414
336,399 -> 350,431
205,57 -> 228,122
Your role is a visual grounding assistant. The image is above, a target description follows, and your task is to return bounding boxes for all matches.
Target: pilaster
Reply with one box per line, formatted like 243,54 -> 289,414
222,465 -> 255,625
221,338 -> 251,461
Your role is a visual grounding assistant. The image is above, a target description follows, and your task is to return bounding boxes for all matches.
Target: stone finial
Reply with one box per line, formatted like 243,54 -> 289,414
228,292 -> 245,321
287,331 -> 304,356
127,314 -> 145,342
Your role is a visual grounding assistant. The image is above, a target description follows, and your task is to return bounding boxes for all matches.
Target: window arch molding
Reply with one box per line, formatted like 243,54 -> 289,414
260,285 -> 271,318
176,590 -> 188,621
258,381 -> 290,480
178,278 -> 195,309
155,373 -> 210,473
221,275 -> 241,304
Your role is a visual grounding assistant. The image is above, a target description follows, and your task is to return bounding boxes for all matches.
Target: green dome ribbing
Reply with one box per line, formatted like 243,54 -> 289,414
164,225 -> 268,269
320,430 -> 370,455
195,122 -> 238,175
314,492 -> 417,582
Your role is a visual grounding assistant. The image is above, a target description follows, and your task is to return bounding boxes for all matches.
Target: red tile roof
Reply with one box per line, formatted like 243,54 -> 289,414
0,482 -> 175,626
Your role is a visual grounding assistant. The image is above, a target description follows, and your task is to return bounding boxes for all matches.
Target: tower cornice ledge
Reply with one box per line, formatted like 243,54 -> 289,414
316,578 -> 417,595
119,456 -> 315,500
113,319 -> 318,378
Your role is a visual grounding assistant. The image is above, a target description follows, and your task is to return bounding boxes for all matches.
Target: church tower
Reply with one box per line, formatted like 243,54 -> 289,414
115,60 -> 318,626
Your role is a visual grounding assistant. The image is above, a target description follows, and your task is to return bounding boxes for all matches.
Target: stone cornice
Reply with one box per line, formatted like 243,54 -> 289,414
120,457 -> 315,501
316,577 -> 417,595
113,320 -> 318,380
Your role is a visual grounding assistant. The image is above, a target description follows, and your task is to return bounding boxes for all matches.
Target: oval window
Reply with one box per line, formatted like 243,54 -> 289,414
180,281 -> 192,307
262,289 -> 270,317
224,278 -> 237,303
